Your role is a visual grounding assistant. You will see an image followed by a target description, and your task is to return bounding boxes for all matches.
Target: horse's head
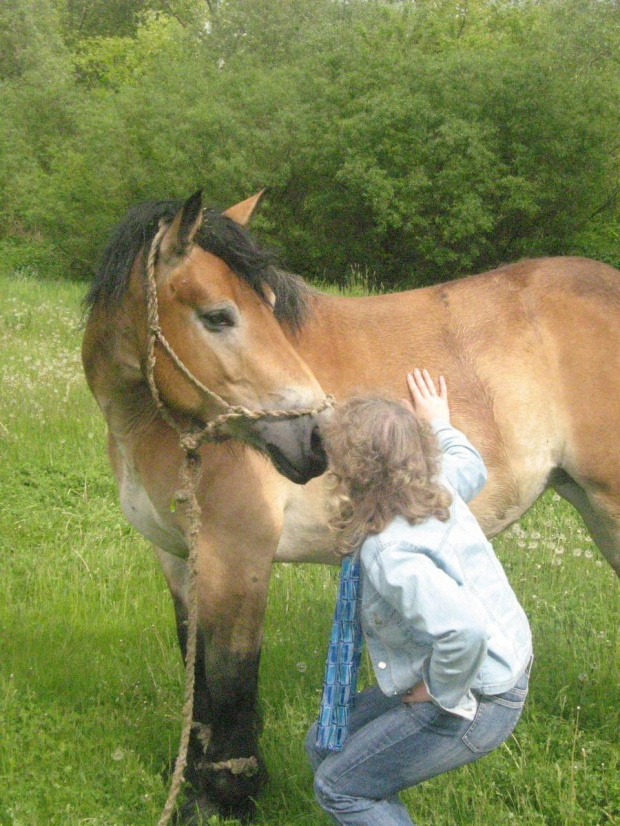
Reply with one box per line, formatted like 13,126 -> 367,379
133,191 -> 328,484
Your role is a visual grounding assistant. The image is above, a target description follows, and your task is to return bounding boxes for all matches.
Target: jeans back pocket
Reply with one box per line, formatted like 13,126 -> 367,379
462,673 -> 528,754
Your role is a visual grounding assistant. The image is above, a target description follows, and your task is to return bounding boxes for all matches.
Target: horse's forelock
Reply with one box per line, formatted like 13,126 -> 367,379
84,199 -> 182,312
84,200 -> 312,332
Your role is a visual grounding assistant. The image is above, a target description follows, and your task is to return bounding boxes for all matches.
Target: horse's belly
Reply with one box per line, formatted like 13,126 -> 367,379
119,464 -> 188,556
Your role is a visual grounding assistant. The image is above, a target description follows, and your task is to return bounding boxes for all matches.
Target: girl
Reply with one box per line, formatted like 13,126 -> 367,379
306,369 -> 532,825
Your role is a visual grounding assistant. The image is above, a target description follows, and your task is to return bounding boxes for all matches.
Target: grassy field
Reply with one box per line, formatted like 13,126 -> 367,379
0,268 -> 618,826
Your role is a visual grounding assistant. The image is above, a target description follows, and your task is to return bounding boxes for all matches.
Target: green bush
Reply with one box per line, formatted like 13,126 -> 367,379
0,0 -> 618,288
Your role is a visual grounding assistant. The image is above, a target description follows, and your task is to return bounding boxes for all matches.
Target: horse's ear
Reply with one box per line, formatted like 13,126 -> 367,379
160,190 -> 203,265
223,191 -> 265,226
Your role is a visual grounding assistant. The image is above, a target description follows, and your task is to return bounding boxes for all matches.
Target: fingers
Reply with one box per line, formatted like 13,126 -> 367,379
407,369 -> 448,401
438,374 -> 448,401
409,369 -> 428,400
406,372 -> 421,405
408,368 -> 438,397
406,369 -> 450,424
421,368 -> 437,396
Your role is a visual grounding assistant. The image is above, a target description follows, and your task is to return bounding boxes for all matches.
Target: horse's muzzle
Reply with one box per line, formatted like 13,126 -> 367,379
252,414 -> 327,484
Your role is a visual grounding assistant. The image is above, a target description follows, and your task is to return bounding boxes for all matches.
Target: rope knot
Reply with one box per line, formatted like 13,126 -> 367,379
180,433 -> 202,453
201,756 -> 260,778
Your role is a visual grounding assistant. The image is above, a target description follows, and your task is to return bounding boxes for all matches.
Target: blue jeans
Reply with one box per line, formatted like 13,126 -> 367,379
305,668 -> 529,825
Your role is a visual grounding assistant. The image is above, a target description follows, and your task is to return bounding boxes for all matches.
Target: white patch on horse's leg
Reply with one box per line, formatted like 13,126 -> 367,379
553,477 -> 620,575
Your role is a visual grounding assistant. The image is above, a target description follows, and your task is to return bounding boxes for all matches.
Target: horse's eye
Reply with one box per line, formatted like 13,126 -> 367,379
199,308 -> 237,331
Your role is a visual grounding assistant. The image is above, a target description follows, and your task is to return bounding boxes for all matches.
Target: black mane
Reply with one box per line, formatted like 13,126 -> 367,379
84,199 -> 312,332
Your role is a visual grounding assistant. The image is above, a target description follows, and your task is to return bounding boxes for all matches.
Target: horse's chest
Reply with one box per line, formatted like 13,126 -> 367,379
276,479 -> 338,563
118,459 -> 187,556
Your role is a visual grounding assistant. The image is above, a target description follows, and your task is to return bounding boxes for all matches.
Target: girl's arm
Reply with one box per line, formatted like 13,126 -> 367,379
431,420 -> 487,503
405,369 -> 487,503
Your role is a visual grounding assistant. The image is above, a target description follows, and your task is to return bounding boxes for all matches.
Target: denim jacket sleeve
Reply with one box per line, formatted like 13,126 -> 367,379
364,541 -> 490,712
431,419 -> 488,503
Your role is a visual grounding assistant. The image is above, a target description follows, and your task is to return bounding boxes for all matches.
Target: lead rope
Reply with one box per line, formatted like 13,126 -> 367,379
143,224 -> 333,826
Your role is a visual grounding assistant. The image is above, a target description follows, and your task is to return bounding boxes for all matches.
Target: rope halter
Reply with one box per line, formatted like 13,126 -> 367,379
143,221 -> 333,446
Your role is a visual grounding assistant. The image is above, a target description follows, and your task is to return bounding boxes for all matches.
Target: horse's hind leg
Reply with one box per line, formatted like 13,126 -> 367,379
552,471 -> 620,575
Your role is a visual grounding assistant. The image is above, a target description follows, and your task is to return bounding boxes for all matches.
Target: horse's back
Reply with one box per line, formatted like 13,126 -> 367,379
301,256 -> 620,401
523,255 -> 620,302
428,255 -> 620,324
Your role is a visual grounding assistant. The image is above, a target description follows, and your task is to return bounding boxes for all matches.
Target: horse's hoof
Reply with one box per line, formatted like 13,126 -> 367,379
173,794 -> 221,825
173,791 -> 257,825
193,754 -> 265,823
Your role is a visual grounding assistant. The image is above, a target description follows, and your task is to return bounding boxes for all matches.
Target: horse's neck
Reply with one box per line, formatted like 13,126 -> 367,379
290,289 -> 433,395
83,304 -> 160,440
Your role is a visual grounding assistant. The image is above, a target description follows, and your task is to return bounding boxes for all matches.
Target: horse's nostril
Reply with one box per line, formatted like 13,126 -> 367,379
311,423 -> 324,454
310,423 -> 327,474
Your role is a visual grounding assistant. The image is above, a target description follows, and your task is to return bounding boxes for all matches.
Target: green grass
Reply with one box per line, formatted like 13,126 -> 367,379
0,269 -> 618,826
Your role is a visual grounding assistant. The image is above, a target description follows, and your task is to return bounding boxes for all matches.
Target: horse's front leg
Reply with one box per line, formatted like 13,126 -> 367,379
155,524 -> 275,824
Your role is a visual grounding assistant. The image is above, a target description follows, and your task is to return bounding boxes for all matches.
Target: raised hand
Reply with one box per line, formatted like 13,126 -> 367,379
405,368 -> 450,423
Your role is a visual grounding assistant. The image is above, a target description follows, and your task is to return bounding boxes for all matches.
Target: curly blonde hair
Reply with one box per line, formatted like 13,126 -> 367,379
323,396 -> 452,556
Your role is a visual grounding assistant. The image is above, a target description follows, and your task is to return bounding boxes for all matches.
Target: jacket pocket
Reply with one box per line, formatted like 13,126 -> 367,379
362,594 -> 413,647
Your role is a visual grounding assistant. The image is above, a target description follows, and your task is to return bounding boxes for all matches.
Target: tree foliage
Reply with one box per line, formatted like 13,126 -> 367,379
1,0 -> 618,287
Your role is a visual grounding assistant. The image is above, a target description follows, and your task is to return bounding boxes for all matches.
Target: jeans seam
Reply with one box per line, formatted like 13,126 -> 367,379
325,708 -> 443,787
402,702 -> 462,738
487,696 -> 525,709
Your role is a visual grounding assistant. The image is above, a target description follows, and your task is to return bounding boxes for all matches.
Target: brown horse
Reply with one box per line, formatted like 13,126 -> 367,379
82,191 -> 620,823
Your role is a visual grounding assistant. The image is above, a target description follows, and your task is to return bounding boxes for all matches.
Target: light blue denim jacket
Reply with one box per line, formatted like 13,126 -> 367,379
359,419 -> 532,720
